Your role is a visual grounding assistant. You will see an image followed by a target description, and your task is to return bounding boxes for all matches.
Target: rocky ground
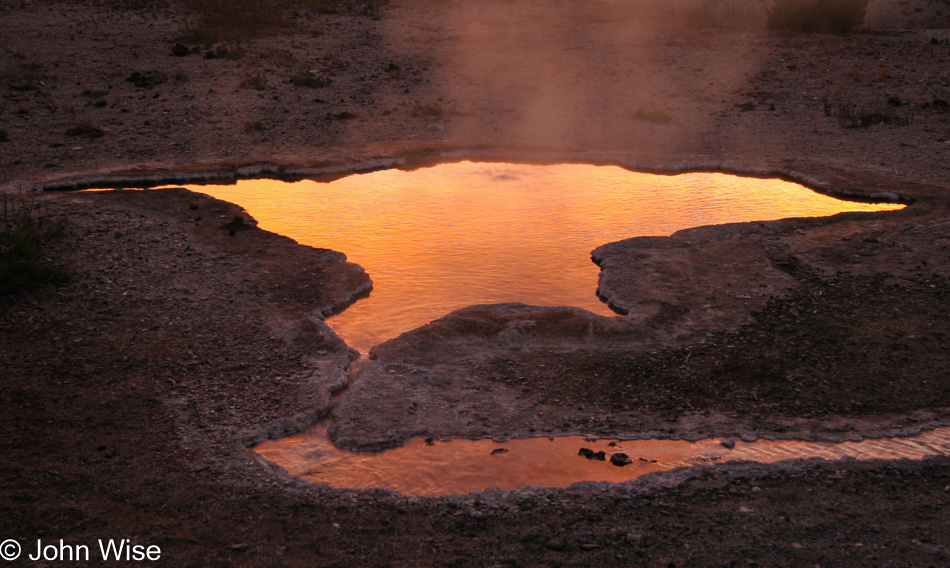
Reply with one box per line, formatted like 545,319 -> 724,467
2,0 -> 950,566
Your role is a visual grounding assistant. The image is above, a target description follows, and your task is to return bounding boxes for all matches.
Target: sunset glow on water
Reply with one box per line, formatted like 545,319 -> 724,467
255,424 -> 950,496
182,162 -> 902,353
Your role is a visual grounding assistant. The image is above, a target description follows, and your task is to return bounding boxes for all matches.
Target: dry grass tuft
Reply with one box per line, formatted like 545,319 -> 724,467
240,75 -> 267,90
767,0 -> 869,33
178,0 -> 386,41
243,120 -> 265,131
0,194 -> 70,296
823,99 -> 914,127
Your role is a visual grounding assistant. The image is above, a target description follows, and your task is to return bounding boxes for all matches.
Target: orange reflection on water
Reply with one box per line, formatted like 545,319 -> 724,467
183,162 -> 901,353
255,425 -> 950,496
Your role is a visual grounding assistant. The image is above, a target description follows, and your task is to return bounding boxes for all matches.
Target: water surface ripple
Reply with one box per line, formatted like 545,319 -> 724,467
255,426 -> 950,496
185,162 -> 900,353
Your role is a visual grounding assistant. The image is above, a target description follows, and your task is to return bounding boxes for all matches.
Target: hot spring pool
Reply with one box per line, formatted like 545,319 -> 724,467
174,161 -> 902,354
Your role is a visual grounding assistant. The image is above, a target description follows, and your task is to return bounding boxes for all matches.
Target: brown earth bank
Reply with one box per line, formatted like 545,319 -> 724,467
3,0 -> 950,566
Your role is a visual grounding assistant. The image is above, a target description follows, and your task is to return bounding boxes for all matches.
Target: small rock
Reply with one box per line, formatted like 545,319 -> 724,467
578,448 -> 606,460
610,452 -> 633,466
229,543 -> 248,552
172,43 -> 191,57
490,448 -> 509,455
752,486 -> 762,494
721,439 -> 736,449
544,539 -> 565,551
580,543 -> 599,551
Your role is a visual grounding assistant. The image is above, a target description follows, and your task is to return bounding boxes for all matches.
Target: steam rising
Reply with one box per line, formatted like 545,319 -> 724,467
381,0 -> 771,152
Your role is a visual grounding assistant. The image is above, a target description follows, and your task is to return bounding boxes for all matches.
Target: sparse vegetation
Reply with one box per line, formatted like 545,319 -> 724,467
327,110 -> 357,120
240,75 -> 267,90
258,47 -> 295,65
4,60 -> 44,91
205,44 -> 244,60
568,0 -> 768,30
409,103 -> 444,117
126,70 -> 167,88
291,73 -> 332,88
243,119 -> 265,131
178,0 -> 386,41
767,0 -> 869,33
0,193 -> 70,296
63,123 -> 105,138
823,99 -> 914,128
81,89 -> 108,98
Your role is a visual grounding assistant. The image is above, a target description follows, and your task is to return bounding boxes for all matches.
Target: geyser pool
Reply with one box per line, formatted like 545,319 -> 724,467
161,161 -> 918,495
176,162 -> 901,354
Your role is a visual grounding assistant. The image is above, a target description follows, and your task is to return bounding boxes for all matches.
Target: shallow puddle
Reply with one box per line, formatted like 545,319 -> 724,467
255,426 -> 950,496
178,162 -> 901,353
